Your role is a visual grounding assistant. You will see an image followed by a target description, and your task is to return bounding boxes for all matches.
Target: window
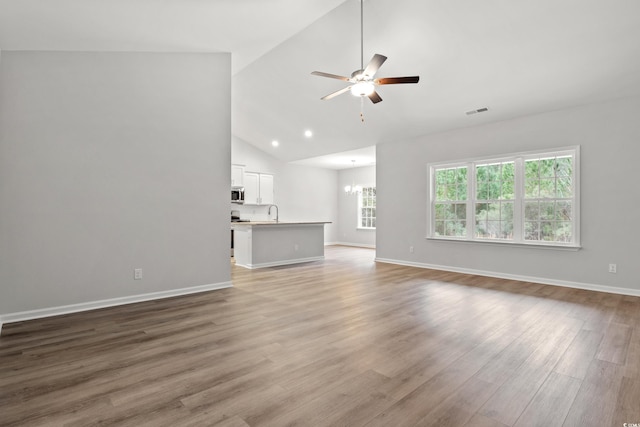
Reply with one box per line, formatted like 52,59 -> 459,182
434,166 -> 467,237
474,161 -> 515,240
429,147 -> 579,247
523,155 -> 574,243
358,187 -> 376,229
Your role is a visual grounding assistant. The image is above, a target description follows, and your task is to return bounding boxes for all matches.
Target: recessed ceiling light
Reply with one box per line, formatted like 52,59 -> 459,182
271,140 -> 279,147
304,130 -> 313,138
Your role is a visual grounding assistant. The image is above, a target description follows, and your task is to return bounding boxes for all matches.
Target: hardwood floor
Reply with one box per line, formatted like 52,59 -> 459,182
1,246 -> 639,426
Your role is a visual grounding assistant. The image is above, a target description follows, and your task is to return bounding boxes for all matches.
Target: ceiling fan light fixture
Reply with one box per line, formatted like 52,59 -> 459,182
350,81 -> 375,97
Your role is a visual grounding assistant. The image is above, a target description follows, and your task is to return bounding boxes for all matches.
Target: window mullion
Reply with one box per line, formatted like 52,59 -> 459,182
513,157 -> 524,242
467,162 -> 474,240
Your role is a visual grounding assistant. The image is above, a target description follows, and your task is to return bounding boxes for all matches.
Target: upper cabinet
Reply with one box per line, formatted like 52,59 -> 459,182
244,172 -> 274,205
259,173 -> 274,205
231,164 -> 245,187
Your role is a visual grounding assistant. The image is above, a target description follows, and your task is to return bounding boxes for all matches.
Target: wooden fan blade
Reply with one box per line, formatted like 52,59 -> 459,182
375,76 -> 420,85
311,71 -> 351,81
363,54 -> 387,77
321,86 -> 352,100
368,90 -> 383,104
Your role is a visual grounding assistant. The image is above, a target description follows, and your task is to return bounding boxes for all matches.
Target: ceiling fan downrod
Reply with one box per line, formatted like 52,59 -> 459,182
360,0 -> 364,71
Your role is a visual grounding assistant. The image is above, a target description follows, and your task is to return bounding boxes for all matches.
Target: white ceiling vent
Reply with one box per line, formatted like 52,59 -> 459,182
466,107 -> 489,115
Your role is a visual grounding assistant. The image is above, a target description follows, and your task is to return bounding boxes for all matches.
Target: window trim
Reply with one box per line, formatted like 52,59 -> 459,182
427,146 -> 580,248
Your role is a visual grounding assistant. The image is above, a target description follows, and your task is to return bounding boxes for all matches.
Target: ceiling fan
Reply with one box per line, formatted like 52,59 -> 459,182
311,0 -> 419,106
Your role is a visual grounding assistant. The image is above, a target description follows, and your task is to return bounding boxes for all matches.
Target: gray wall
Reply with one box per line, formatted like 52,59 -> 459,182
377,96 -> 640,294
337,165 -> 376,247
231,137 -> 338,243
0,51 -> 232,319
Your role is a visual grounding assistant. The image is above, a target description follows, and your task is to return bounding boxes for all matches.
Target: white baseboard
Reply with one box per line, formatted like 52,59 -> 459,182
329,242 -> 376,249
236,256 -> 324,269
375,257 -> 640,298
0,281 -> 232,333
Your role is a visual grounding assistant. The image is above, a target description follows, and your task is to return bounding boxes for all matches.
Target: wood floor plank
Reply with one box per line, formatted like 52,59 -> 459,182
210,415 -> 251,427
477,317 -> 583,425
562,359 -> 625,427
122,356 -> 268,403
553,329 -> 604,380
463,413 -> 510,427
263,369 -> 393,427
511,371 -> 581,427
1,246 -> 639,426
595,321 -> 632,364
2,397 -> 116,427
613,296 -> 640,326
611,376 -> 640,427
473,305 -> 571,386
185,383 -> 288,426
372,339 -> 469,402
623,327 -> 640,379
413,377 -> 500,427
365,318 -> 532,427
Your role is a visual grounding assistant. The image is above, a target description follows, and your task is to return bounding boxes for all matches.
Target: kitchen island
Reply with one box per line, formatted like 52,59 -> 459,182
231,221 -> 330,269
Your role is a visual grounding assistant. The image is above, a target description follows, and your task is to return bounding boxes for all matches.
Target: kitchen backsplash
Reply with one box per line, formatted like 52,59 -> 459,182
230,204 -> 274,222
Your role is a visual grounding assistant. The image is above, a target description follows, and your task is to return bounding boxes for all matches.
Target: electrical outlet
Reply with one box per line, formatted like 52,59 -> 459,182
409,246 -> 414,253
608,263 -> 617,274
134,268 -> 143,280
294,243 -> 299,251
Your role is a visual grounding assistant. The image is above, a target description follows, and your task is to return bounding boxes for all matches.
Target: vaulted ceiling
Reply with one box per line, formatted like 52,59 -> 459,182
2,0 -> 640,167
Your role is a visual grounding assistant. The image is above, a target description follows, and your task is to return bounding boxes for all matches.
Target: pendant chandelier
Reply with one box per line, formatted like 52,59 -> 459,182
344,160 -> 363,195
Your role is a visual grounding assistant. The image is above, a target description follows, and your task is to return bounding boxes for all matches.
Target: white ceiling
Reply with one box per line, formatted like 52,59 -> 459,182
0,0 -> 350,73
290,146 -> 376,170
2,0 -> 640,168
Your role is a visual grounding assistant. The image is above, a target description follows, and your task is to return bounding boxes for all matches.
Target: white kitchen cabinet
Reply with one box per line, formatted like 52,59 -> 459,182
231,164 -> 245,187
243,172 -> 259,204
243,172 -> 274,205
259,173 -> 274,205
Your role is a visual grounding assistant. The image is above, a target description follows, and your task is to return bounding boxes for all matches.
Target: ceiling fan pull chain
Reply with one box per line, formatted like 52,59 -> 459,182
360,96 -> 365,122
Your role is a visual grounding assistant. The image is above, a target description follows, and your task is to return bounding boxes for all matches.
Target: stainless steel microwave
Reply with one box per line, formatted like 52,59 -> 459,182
231,187 -> 245,204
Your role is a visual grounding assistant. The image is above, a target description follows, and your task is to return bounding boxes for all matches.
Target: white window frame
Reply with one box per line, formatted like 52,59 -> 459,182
428,146 -> 580,248
357,186 -> 376,230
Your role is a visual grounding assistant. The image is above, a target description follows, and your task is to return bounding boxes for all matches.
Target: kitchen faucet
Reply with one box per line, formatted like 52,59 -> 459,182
268,204 -> 279,222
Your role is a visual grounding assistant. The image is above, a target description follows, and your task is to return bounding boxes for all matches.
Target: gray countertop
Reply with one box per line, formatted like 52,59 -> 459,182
231,221 -> 331,226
